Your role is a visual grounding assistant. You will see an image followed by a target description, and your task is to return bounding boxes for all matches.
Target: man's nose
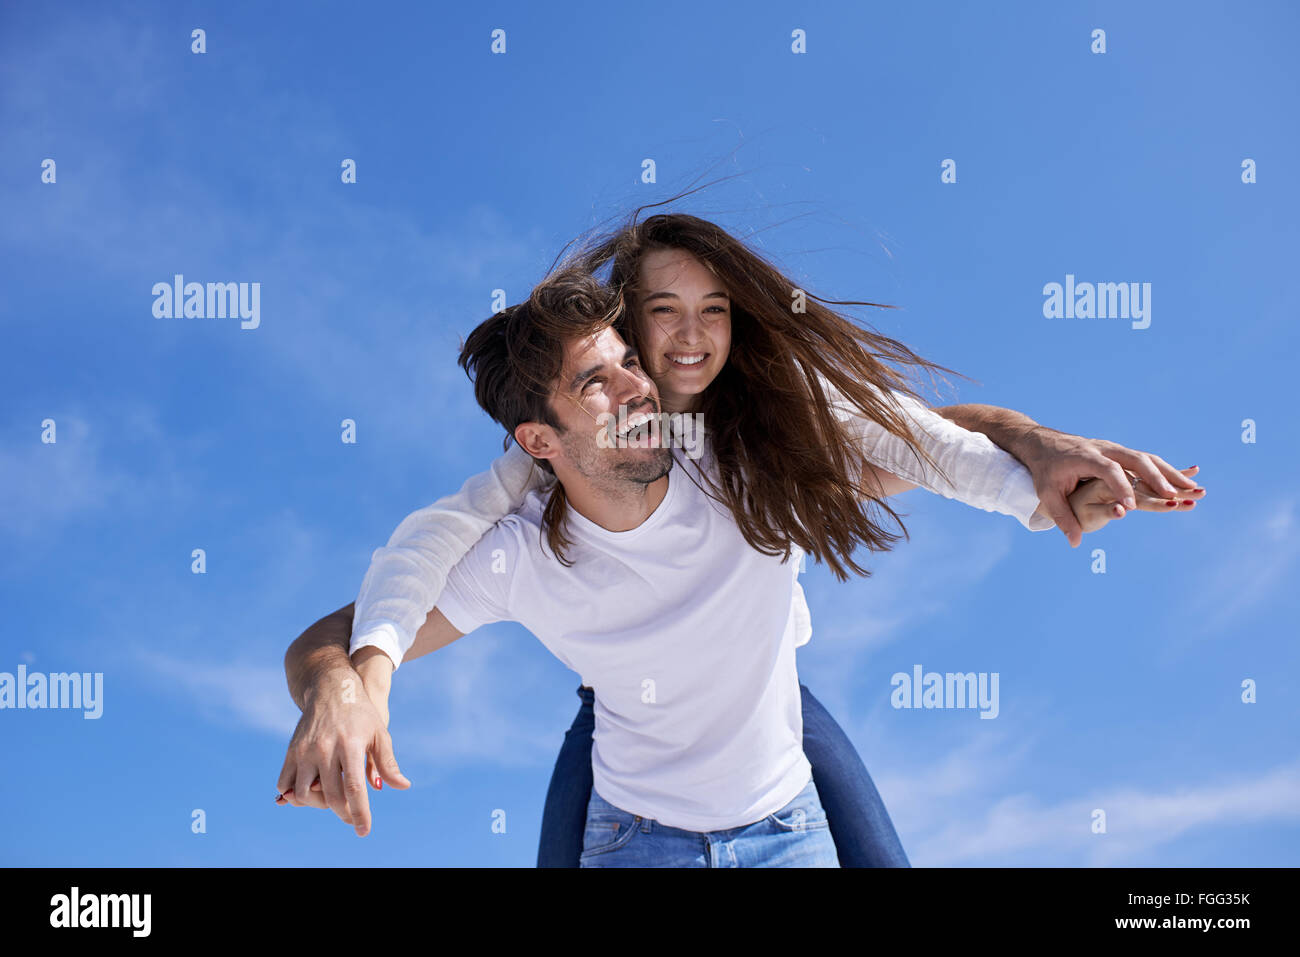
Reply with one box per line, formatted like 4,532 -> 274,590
614,364 -> 656,407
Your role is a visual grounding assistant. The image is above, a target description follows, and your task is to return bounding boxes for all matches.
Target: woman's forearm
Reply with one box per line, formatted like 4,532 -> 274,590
350,443 -> 545,670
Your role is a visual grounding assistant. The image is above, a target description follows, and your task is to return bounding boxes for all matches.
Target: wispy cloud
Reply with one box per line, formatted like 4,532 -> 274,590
0,415 -> 129,537
905,752 -> 1300,866
390,628 -> 577,773
131,622 -> 572,774
796,502 -> 1018,714
0,404 -> 199,541
133,648 -> 301,737
0,10 -> 549,465
1186,498 -> 1299,638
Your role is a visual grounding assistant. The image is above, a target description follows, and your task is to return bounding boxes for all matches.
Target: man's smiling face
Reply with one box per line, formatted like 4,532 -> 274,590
525,325 -> 673,488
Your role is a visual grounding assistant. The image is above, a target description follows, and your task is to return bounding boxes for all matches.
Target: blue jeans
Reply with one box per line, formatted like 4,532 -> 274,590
537,683 -> 910,868
579,777 -> 840,867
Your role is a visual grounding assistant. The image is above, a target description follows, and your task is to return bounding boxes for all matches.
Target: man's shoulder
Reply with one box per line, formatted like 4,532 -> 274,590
472,486 -> 549,557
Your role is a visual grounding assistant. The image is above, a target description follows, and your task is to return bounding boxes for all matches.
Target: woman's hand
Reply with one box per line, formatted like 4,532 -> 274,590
1129,465 -> 1205,512
1017,428 -> 1203,547
353,648 -> 394,790
1068,465 -> 1203,534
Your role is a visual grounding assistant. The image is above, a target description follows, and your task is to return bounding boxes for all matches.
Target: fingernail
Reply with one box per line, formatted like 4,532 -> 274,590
1165,501 -> 1176,507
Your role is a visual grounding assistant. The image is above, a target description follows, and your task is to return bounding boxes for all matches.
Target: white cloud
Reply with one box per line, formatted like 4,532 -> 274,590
0,414 -> 131,537
1186,498 -> 1299,637
908,755 -> 1300,866
131,621 -> 572,774
796,502 -> 1017,713
133,648 -> 301,737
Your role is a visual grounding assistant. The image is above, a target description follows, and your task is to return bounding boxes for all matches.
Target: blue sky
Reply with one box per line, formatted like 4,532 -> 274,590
1,0 -> 1297,866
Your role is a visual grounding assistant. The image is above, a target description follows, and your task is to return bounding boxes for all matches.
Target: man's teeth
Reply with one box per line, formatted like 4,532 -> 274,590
669,353 -> 706,366
618,412 -> 655,437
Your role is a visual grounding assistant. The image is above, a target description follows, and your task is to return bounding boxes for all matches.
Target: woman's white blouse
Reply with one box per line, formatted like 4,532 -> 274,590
350,384 -> 1053,670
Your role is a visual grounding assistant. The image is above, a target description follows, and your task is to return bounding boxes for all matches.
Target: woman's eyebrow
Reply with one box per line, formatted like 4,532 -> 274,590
642,290 -> 728,303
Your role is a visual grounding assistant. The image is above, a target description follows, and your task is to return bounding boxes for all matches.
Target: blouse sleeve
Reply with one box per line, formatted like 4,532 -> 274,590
821,375 -> 1054,532
349,442 -> 552,670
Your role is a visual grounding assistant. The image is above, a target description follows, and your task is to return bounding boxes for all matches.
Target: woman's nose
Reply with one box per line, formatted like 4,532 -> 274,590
675,310 -> 704,345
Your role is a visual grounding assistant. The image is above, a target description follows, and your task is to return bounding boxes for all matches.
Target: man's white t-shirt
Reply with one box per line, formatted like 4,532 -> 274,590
351,383 -> 1053,675
434,449 -> 812,833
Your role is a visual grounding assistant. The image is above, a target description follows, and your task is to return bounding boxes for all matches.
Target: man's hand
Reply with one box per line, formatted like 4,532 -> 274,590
276,604 -> 410,836
275,666 -> 408,836
1017,428 -> 1205,547
1063,466 -> 1202,534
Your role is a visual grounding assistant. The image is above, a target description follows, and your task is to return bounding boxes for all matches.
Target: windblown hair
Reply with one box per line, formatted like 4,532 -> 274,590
457,268 -> 624,564
565,211 -> 970,582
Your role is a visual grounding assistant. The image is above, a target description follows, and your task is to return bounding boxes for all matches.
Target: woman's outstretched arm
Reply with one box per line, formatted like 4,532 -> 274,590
350,441 -> 549,670
818,374 -> 1057,532
930,402 -> 1203,545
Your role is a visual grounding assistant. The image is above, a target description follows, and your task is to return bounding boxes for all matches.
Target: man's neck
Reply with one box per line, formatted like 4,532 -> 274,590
557,471 -> 670,533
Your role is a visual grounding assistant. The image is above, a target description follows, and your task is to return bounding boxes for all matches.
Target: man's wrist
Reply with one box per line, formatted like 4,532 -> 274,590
301,663 -> 360,712
1006,422 -> 1058,468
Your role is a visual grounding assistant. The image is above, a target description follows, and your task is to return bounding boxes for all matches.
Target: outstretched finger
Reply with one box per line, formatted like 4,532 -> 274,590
340,746 -> 373,837
1133,467 -> 1204,512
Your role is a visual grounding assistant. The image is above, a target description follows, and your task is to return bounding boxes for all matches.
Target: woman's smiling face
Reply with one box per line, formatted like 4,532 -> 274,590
633,246 -> 732,414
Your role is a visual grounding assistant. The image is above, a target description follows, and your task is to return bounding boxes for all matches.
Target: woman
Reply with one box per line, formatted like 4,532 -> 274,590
345,210 -> 1198,866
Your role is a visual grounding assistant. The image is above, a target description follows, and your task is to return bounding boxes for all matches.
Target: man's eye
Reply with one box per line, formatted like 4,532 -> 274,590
583,378 -> 603,392
625,358 -> 641,369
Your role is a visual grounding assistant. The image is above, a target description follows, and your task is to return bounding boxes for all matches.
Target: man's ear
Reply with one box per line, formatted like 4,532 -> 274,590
514,421 -> 559,463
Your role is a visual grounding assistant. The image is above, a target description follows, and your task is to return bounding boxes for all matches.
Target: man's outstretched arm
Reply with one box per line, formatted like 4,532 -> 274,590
278,601 -> 466,836
278,602 -> 410,837
933,402 -> 1203,546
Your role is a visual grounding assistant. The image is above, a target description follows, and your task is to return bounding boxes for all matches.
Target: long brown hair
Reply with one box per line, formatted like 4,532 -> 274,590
566,211 -> 972,581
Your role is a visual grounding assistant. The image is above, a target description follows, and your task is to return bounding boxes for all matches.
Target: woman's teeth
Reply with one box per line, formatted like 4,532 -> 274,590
668,354 -> 706,366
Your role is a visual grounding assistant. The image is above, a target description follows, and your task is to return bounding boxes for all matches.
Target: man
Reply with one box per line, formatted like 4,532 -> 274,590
277,268 -> 1189,865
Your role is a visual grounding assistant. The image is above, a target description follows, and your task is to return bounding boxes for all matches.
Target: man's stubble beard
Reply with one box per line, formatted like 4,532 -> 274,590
558,424 -> 674,492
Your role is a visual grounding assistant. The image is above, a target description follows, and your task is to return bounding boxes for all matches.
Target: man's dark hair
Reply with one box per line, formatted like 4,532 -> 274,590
457,267 -> 625,563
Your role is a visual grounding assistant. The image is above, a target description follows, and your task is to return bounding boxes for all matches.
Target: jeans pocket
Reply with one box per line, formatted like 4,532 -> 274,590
764,781 -> 829,832
580,792 -> 642,857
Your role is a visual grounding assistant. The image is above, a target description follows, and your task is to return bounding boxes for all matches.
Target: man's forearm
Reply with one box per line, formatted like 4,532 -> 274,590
284,602 -> 358,711
934,404 -> 1054,466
